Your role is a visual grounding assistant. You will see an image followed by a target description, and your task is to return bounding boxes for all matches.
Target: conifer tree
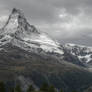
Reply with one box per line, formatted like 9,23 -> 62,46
10,87 -> 14,92
48,85 -> 56,92
15,84 -> 22,92
0,81 -> 6,92
40,83 -> 49,92
60,89 -> 63,92
72,91 -> 77,92
27,85 -> 35,92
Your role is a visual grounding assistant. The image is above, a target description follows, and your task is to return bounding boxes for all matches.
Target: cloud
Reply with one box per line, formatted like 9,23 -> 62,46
0,0 -> 92,46
38,8 -> 92,38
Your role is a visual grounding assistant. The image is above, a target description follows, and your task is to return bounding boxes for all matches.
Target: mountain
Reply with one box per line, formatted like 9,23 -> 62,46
0,8 -> 64,56
0,8 -> 92,92
64,43 -> 92,67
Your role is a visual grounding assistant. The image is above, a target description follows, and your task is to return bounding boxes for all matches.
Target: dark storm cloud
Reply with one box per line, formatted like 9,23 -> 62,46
0,0 -> 92,46
1,0 -> 92,22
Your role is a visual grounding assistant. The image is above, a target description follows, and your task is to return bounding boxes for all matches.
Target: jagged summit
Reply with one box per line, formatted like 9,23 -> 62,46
12,8 -> 24,15
1,8 -> 39,35
10,8 -> 26,22
4,8 -> 25,27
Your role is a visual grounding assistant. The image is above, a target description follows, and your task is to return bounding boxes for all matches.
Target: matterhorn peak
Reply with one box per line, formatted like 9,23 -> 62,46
4,8 -> 27,28
12,8 -> 23,15
0,8 -> 39,36
10,8 -> 26,23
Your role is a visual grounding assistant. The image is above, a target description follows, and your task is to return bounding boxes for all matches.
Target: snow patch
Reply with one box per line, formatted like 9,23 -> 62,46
65,43 -> 92,64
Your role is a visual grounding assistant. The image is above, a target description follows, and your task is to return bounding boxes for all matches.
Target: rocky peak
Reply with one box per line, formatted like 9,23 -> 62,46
12,8 -> 24,15
5,8 -> 25,27
0,8 -> 39,37
10,8 -> 27,27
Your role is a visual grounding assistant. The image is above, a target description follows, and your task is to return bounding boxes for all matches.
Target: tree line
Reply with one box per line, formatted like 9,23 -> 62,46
0,81 -> 77,92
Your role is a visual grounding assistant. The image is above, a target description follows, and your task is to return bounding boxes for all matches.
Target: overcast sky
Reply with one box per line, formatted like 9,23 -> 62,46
0,0 -> 92,46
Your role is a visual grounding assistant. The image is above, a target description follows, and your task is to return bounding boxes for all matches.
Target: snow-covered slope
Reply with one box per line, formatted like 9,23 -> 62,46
64,43 -> 92,64
0,8 -> 64,55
